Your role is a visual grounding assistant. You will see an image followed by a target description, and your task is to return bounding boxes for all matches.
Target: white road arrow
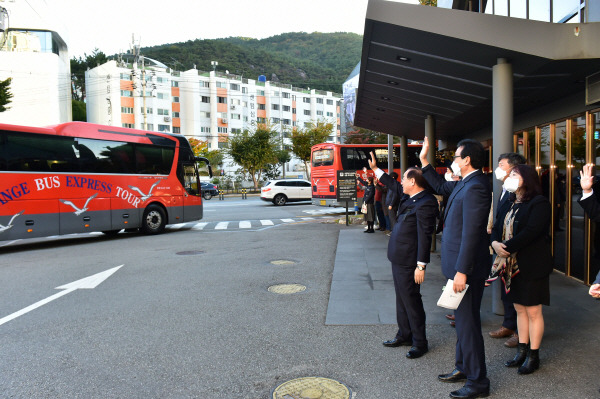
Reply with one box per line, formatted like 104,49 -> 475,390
0,265 -> 123,327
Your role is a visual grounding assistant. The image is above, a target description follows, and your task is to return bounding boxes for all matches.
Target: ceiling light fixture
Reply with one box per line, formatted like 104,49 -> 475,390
387,80 -> 399,85
376,107 -> 386,112
396,56 -> 410,62
381,96 -> 391,101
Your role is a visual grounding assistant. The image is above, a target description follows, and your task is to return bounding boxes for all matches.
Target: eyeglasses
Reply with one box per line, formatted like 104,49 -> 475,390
453,155 -> 462,159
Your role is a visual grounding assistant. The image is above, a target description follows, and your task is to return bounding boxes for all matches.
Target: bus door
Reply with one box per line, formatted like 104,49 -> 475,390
181,162 -> 203,221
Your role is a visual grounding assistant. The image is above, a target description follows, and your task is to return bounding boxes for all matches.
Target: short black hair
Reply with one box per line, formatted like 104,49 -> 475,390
456,139 -> 486,170
498,152 -> 526,167
406,167 -> 431,191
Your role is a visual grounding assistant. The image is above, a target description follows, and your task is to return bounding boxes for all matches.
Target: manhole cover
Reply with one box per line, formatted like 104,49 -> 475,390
176,250 -> 205,255
267,284 -> 307,294
272,377 -> 351,399
270,260 -> 296,265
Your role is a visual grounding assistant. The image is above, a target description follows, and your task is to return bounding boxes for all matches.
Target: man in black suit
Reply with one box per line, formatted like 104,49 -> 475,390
420,137 -> 491,399
368,152 -> 438,359
488,153 -> 526,348
578,164 -> 600,296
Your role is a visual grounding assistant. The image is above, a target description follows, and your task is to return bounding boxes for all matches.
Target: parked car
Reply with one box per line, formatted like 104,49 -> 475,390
260,179 -> 312,206
200,182 -> 218,200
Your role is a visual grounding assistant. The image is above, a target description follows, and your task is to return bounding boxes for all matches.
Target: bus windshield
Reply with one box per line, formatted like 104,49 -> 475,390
312,149 -> 334,167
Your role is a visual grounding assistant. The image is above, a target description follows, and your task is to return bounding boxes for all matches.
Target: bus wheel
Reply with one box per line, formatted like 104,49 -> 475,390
203,192 -> 212,200
102,229 -> 122,236
142,204 -> 166,235
273,194 -> 287,206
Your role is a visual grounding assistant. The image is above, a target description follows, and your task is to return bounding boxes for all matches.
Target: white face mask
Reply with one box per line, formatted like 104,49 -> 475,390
503,176 -> 520,193
494,167 -> 508,181
450,161 -> 461,176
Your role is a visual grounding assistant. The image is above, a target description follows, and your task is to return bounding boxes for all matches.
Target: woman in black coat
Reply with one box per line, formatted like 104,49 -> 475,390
490,164 -> 552,375
357,174 -> 376,233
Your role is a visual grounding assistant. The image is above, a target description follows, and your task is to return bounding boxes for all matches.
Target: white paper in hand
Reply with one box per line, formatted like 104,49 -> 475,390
437,279 -> 469,310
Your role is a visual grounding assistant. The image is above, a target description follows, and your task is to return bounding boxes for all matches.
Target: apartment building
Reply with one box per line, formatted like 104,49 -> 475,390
0,0 -> 71,125
86,57 -> 342,175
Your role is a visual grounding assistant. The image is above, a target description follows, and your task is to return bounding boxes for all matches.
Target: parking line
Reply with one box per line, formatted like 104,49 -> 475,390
215,222 -> 229,230
281,219 -> 294,223
191,222 -> 208,230
239,221 -> 251,229
260,220 -> 274,226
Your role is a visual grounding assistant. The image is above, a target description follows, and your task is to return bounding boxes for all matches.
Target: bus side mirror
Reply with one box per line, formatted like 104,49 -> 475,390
195,157 -> 213,178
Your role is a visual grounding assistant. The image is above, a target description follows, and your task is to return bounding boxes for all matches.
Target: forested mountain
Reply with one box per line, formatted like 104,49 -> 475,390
140,32 -> 363,93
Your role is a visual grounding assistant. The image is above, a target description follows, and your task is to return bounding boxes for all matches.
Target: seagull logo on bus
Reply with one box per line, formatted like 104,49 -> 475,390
0,210 -> 25,233
128,180 -> 160,202
60,193 -> 98,215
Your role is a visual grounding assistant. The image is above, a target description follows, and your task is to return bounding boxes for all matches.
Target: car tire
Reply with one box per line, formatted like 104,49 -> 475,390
203,192 -> 212,200
141,204 -> 167,235
273,194 -> 287,206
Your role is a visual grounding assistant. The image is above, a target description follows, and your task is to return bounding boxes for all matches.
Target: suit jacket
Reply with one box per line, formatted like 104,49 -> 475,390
422,165 -> 492,281
491,195 -> 553,281
380,172 -> 439,266
357,177 -> 375,204
578,193 -> 600,285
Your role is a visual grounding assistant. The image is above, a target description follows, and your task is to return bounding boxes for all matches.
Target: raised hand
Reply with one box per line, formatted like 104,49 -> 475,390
419,136 -> 429,167
580,164 -> 594,193
368,151 -> 378,170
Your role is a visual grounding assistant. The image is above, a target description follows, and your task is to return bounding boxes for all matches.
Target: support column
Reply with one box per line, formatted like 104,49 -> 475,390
387,134 -> 394,173
400,136 -> 408,173
425,115 -> 436,252
492,57 -> 514,315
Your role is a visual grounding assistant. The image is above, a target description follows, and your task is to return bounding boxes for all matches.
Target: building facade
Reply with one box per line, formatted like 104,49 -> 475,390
0,0 -> 71,126
85,58 -> 342,176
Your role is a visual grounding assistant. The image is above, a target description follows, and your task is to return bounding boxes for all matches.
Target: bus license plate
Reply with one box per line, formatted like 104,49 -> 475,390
320,200 -> 326,206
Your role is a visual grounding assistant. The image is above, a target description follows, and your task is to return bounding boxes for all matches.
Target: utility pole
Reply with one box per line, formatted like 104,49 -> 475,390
141,56 -> 147,130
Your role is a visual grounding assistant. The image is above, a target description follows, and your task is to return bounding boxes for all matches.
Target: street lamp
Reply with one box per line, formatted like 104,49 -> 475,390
211,61 -> 218,71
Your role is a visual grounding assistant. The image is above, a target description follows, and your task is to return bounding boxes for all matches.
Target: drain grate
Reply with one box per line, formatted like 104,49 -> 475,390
176,250 -> 205,255
272,376 -> 351,399
270,260 -> 296,265
267,284 -> 307,294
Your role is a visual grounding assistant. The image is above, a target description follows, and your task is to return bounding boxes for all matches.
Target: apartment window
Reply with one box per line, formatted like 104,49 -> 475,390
157,77 -> 167,83
157,92 -> 167,99
173,112 -> 180,118
327,99 -> 333,105
243,116 -> 249,122
122,123 -> 134,129
173,127 -> 181,133
231,113 -> 241,120
282,92 -> 290,99
146,124 -> 154,131
304,122 -> 312,128
231,128 -> 242,134
201,112 -> 211,118
200,127 -> 211,133
258,104 -> 266,110
141,107 -> 153,114
158,124 -> 171,132
230,83 -> 240,91
219,112 -> 227,119
172,96 -> 179,103
271,118 -> 280,124
218,127 -> 228,133
272,104 -> 279,111
273,91 -> 279,97
201,96 -> 210,103
257,117 -> 267,123
327,112 -> 333,117
120,90 -> 132,97
158,109 -> 169,116
217,96 -> 227,104
292,95 -> 297,101
304,110 -> 311,116
316,98 -> 323,104
283,105 -> 290,112
218,142 -> 228,149
317,111 -> 323,116
120,73 -> 131,80
282,119 -> 291,125
216,81 -> 227,89
242,87 -> 248,94
200,81 -> 210,88
293,121 -> 297,127
171,81 -> 179,87
303,97 -> 311,103
257,90 -> 265,96
292,108 -> 296,114
121,107 -> 133,114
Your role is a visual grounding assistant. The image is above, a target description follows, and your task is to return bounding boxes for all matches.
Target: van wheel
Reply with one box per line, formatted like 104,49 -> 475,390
273,194 -> 287,206
203,192 -> 212,200
141,204 -> 166,235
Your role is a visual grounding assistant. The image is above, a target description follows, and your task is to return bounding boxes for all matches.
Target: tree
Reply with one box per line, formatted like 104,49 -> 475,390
0,77 -> 13,112
290,120 -> 333,181
71,49 -> 108,101
188,138 -> 223,168
227,125 -> 278,189
419,0 -> 437,6
344,127 -> 391,144
72,100 -> 86,121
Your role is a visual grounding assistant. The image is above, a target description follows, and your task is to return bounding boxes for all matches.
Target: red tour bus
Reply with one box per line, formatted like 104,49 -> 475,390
311,143 -> 426,207
0,122 -> 212,240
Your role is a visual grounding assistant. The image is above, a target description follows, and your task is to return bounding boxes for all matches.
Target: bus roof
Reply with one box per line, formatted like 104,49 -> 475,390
311,142 -> 422,150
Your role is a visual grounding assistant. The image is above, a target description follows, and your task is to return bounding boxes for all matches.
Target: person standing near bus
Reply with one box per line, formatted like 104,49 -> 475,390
357,174 -> 376,233
420,137 -> 491,399
368,152 -> 438,359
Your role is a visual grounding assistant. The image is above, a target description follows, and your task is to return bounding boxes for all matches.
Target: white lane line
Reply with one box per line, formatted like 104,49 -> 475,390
301,217 -> 315,220
169,224 -> 186,230
0,239 -> 21,247
260,220 -> 274,226
215,222 -> 229,230
191,223 -> 208,230
239,221 -> 252,229
281,219 -> 294,223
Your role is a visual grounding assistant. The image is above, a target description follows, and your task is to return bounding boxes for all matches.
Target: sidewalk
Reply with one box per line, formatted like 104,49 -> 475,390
327,226 -> 600,398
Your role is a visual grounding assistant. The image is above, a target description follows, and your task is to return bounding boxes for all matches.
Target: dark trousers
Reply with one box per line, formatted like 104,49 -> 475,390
501,286 -> 518,331
453,278 -> 490,390
392,263 -> 427,348
375,201 -> 386,229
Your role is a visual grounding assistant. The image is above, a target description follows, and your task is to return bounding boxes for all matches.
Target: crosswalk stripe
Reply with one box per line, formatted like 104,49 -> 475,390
215,222 -> 229,230
260,220 -> 274,226
239,221 -> 251,229
169,224 -> 185,230
191,222 -> 208,230
301,217 -> 315,220
281,219 -> 294,223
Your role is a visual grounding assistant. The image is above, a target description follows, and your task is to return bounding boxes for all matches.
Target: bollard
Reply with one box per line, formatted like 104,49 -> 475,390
242,188 -> 247,199
219,190 -> 224,200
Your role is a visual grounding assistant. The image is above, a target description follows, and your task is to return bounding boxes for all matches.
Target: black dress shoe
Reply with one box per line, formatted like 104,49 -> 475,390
382,338 -> 411,347
438,369 -> 467,383
406,346 -> 428,359
449,386 -> 489,398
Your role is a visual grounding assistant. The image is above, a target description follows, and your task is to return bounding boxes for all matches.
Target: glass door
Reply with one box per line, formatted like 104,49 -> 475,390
589,111 -> 600,284
570,116 -> 587,280
553,121 -> 568,272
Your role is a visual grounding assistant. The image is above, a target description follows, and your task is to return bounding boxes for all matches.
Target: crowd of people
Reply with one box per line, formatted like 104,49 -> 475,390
356,138 -> 599,399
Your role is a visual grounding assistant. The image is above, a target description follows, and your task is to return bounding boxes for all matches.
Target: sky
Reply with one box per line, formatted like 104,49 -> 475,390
56,0 -> 419,58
